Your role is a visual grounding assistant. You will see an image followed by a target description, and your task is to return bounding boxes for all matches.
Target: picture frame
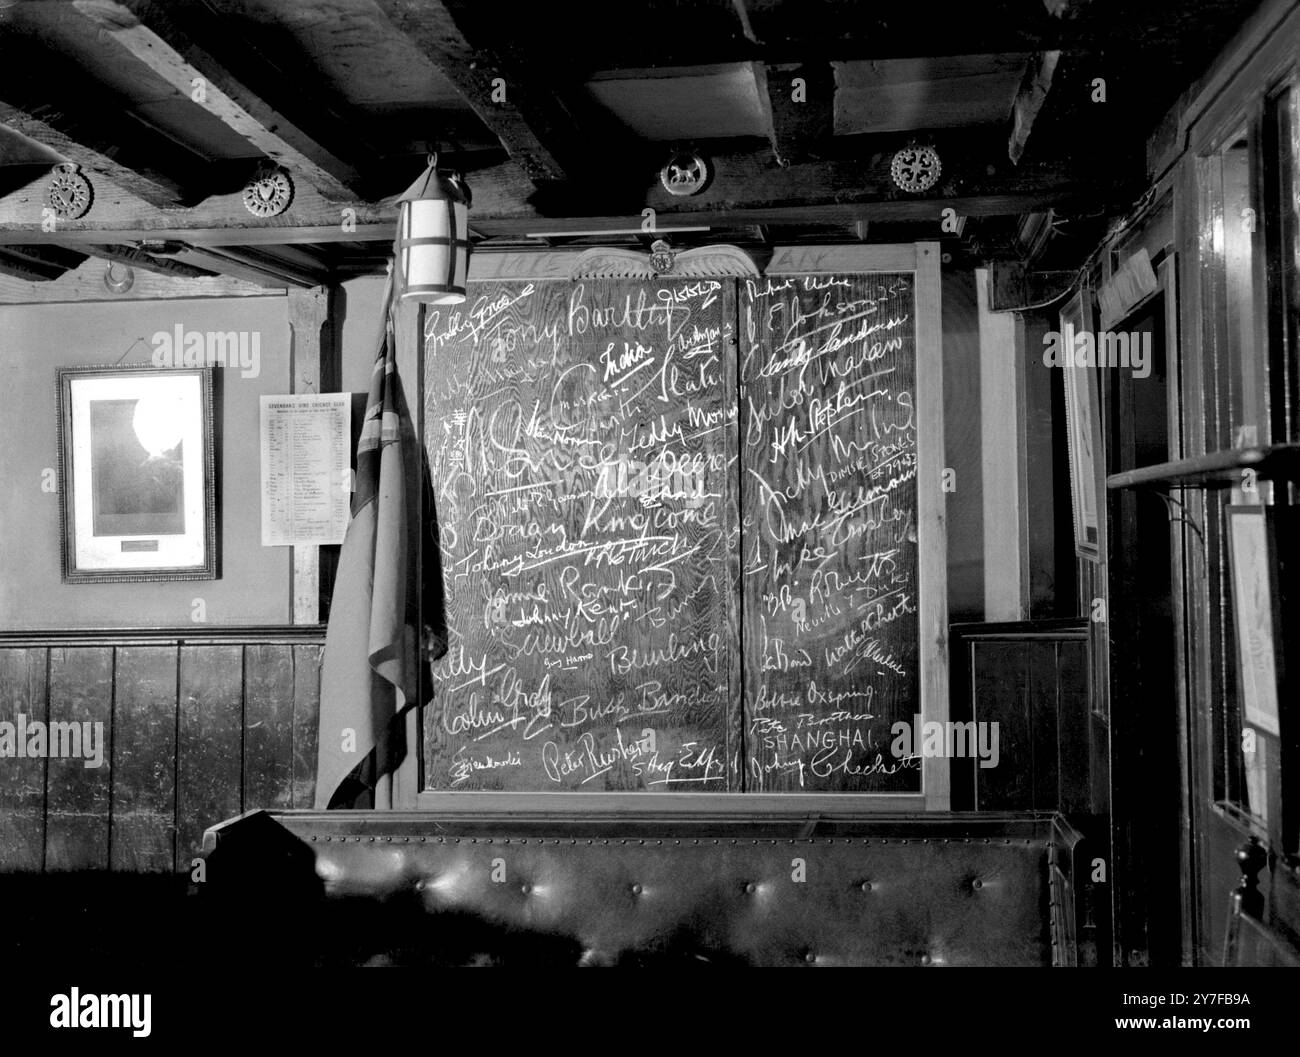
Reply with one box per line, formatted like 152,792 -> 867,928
56,364 -> 218,583
1060,288 -> 1103,561
1226,505 -> 1283,739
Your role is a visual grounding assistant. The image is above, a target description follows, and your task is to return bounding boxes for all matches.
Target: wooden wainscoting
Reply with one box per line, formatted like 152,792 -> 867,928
949,619 -> 1091,813
0,627 -> 323,874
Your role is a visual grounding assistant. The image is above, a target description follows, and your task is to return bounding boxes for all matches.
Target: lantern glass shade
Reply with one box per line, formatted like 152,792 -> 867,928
394,169 -> 470,304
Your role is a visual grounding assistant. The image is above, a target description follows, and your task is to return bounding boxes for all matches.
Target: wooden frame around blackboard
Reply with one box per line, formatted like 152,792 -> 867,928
415,242 -> 949,812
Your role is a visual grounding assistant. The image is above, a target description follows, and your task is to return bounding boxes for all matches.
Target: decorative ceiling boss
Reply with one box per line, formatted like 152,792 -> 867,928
241,167 -> 294,217
46,164 -> 93,220
890,145 -> 942,193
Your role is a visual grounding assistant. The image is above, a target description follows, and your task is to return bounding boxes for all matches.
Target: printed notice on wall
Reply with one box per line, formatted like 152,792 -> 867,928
259,394 -> 351,546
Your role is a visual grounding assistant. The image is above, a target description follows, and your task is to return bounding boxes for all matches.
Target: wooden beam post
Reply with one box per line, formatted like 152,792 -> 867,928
976,267 -> 1027,620
288,286 -> 330,625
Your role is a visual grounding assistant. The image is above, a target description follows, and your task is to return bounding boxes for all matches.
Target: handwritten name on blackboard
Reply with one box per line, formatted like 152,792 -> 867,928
740,274 -> 921,792
423,280 -> 737,791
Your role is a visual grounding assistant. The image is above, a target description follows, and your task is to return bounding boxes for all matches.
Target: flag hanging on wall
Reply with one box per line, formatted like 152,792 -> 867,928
315,275 -> 427,809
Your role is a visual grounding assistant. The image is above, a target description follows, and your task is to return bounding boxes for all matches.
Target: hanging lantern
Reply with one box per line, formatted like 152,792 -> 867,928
394,154 -> 472,304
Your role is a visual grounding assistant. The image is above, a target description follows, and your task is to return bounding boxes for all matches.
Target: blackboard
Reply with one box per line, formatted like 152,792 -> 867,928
422,278 -> 741,791
739,273 -> 922,792
419,247 -> 947,801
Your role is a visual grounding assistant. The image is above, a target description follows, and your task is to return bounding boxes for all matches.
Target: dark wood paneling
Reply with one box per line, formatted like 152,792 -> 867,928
952,620 -> 1090,814
292,644 -> 322,809
972,641 -> 1032,809
243,644 -> 295,811
0,633 -> 323,875
110,647 -> 178,873
176,644 -> 244,870
44,647 -> 113,871
1056,640 -> 1091,814
1028,641 -> 1061,809
0,647 -> 48,870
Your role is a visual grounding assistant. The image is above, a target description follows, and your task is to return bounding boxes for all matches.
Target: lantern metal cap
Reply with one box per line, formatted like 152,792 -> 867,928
394,153 -> 471,207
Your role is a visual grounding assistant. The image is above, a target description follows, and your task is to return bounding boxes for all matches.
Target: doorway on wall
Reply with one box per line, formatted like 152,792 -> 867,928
1104,271 -> 1186,966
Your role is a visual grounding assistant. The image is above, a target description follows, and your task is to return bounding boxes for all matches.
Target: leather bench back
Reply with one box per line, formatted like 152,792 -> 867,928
202,810 -> 1081,967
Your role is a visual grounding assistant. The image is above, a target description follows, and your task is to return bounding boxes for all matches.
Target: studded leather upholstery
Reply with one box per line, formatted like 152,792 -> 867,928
201,810 -> 1083,967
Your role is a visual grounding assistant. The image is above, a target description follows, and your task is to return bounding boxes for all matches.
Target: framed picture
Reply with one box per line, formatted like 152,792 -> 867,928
1226,505 -> 1282,738
1060,289 -> 1103,561
56,365 -> 218,583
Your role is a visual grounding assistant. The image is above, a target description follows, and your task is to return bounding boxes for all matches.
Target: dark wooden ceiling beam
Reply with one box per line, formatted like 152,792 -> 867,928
0,102 -> 188,208
71,0 -> 365,201
0,244 -> 88,281
1008,51 -> 1061,165
0,127 -> 1141,246
371,0 -> 584,186
756,62 -> 834,166
169,244 -> 327,289
81,243 -> 216,280
162,245 -> 315,289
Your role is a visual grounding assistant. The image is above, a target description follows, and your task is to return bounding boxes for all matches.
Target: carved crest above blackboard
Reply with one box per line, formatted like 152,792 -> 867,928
569,243 -> 760,280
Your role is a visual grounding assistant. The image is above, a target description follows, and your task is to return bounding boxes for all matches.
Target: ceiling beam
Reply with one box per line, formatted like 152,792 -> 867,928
0,129 -> 1141,246
0,244 -> 88,281
1008,51 -> 1061,165
371,0 -> 583,185
756,62 -> 834,166
70,0 -> 365,201
0,103 -> 188,208
81,243 -> 216,280
164,244 -> 326,289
